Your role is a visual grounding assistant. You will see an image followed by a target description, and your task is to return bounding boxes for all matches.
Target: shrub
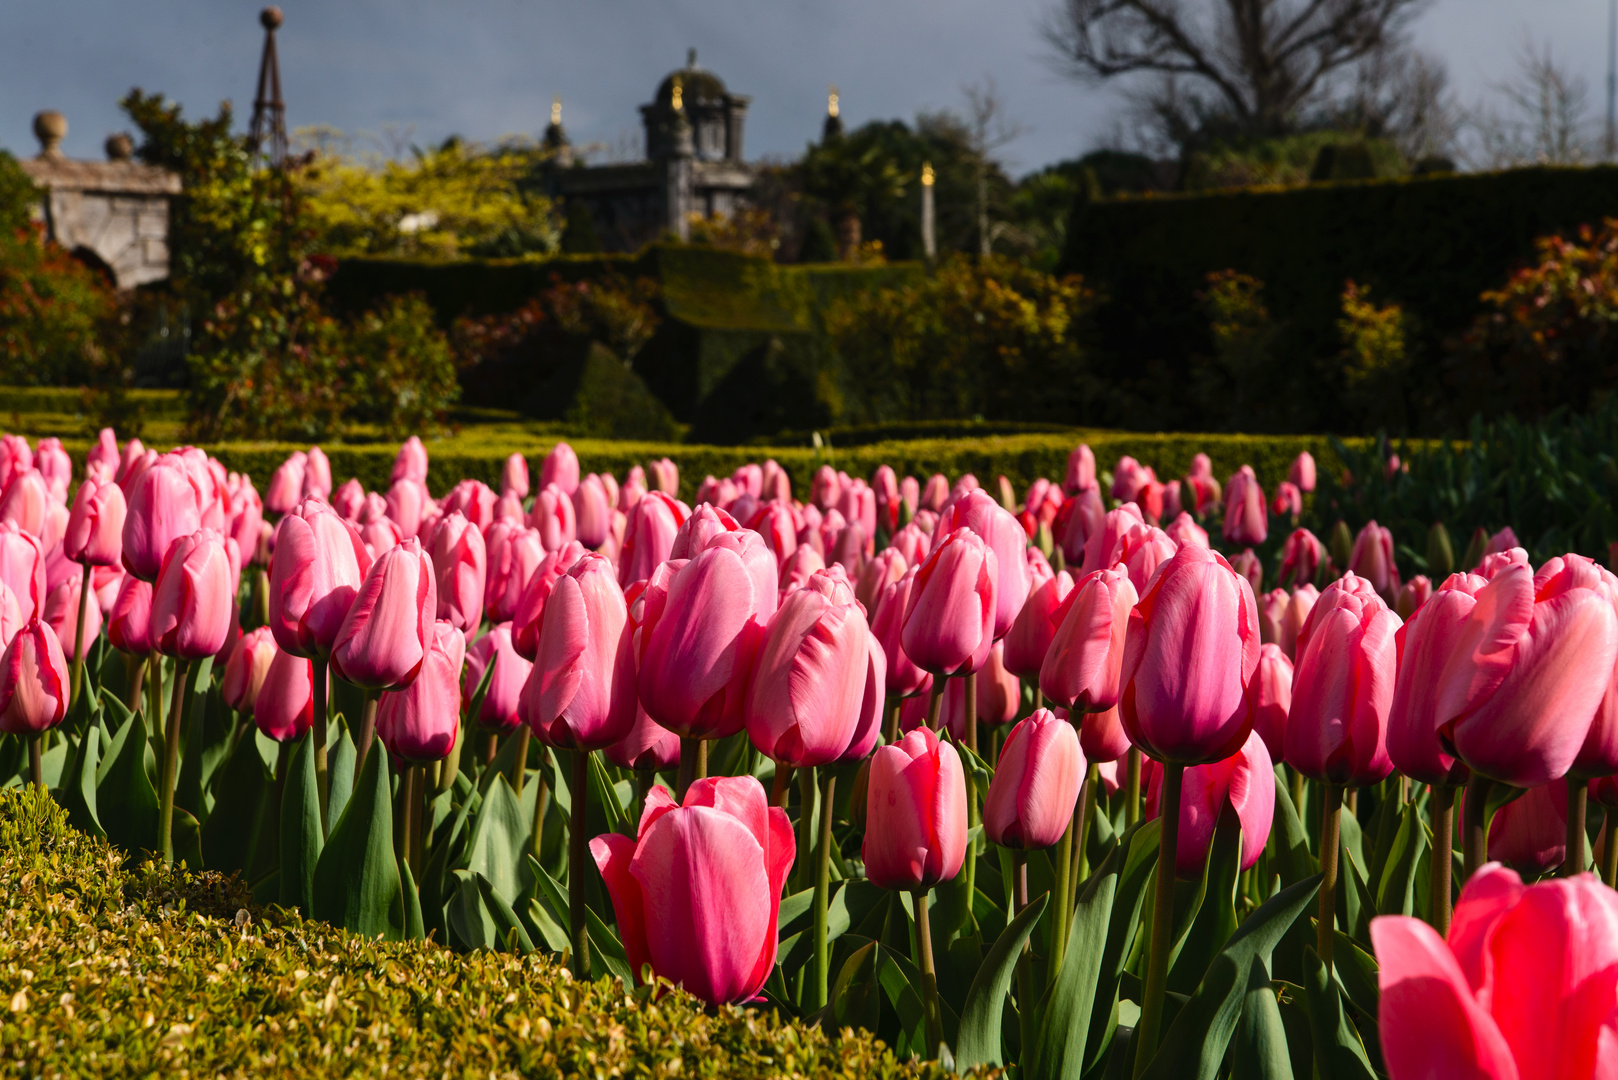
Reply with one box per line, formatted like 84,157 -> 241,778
343,293 -> 460,439
1337,279 -> 1413,432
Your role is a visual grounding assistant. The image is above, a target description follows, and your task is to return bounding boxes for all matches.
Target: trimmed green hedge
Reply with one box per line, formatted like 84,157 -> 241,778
0,784 -> 961,1079
1063,164 -> 1618,432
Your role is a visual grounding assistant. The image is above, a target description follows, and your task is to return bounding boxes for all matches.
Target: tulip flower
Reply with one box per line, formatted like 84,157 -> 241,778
1484,527 -> 1520,559
1079,502 -> 1145,577
1477,546 -> 1530,579
385,478 -> 430,539
1222,466 -> 1267,547
1163,511 -> 1209,549
618,491 -> 686,586
937,640 -> 1019,736
1144,731 -> 1274,876
1064,444 -> 1096,495
1249,643 -> 1294,761
854,546 -> 907,614
900,526 -> 997,677
330,537 -> 435,693
1258,588 -> 1287,646
647,456 -> 679,496
748,501 -> 799,570
530,482 -> 577,552
872,465 -> 901,533
302,446 -> 332,500
745,569 -> 869,767
463,622 -> 531,733
1278,528 -> 1324,589
255,646 -> 315,743
484,525 -> 546,624
376,621 -> 464,762
393,436 -> 428,484
1003,565 -> 1073,681
573,474 -> 611,549
511,539 -> 585,660
222,625 -> 276,715
1041,566 -> 1137,713
1285,573 -> 1399,787
984,708 -> 1085,850
1481,780 -> 1569,877
502,452 -> 530,499
1230,548 -> 1263,595
670,504 -> 742,561
1372,865 -> 1618,1080
0,619 -> 69,768
1271,481 -> 1302,519
604,704 -> 681,772
0,469 -> 49,539
591,775 -> 793,1004
0,523 -> 45,623
539,442 -> 580,497
870,567 -> 930,701
86,428 -> 119,479
1349,520 -> 1400,600
106,574 -> 152,655
1395,574 -> 1433,620
43,574 -> 99,662
522,552 -> 632,751
150,529 -> 234,661
265,452 -> 307,515
425,511 -> 486,633
121,453 -> 204,581
863,726 -> 968,890
267,497 -> 372,659
1288,451 -> 1316,493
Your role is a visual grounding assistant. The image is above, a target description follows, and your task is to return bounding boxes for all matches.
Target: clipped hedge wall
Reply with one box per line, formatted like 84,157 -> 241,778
1063,164 -> 1618,432
0,784 -> 959,1079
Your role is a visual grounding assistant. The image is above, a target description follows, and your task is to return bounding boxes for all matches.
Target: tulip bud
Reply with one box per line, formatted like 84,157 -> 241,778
1003,564 -> 1073,679
329,537 -> 436,691
1349,520 -> 1400,601
255,646 -> 315,742
267,497 -> 373,659
86,428 -> 120,479
618,490 -> 687,587
222,625 -> 276,715
870,566 -> 930,700
1230,548 -> 1263,595
984,708 -> 1084,850
1079,503 -> 1145,578
425,511 -> 486,633
0,523 -> 44,623
1395,574 -> 1433,620
511,539 -> 585,660
1278,528 -> 1324,589
63,477 -> 126,569
264,452 -> 307,516
385,478 -> 430,540
1426,522 -> 1454,580
1460,526 -> 1489,574
303,447 -> 332,500
1163,511 -> 1209,549
150,529 -> 234,660
484,524 -> 545,625
1040,566 -> 1136,712
1064,444 -> 1096,495
522,552 -> 633,751
122,454 -> 205,582
376,621 -> 464,762
572,474 -> 612,549
392,436 -> 428,484
1250,643 -> 1293,760
1222,466 -> 1267,547
862,727 -> 968,890
502,452 -> 530,500
1328,520 -> 1354,575
1144,730 -> 1274,877
0,619 -> 68,736
1288,451 -> 1316,493
463,622 -> 531,733
900,526 -> 997,677
854,547 -> 907,614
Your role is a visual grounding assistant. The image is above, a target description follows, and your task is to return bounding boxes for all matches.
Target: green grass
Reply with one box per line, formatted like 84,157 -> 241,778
0,784 -> 966,1079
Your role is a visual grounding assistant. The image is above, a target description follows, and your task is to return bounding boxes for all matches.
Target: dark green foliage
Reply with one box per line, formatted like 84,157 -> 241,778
1062,164 -> 1618,433
343,293 -> 461,438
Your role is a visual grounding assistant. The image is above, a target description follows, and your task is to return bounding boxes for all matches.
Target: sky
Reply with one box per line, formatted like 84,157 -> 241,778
2,0 -> 1614,178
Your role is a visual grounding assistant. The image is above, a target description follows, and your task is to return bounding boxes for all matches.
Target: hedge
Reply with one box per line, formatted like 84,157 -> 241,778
1062,164 -> 1618,431
0,784 -> 963,1079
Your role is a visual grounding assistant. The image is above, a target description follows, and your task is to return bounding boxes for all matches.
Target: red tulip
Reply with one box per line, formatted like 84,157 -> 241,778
1285,573 -> 1399,785
0,619 -> 68,735
329,537 -> 436,691
983,708 -> 1084,850
900,526 -> 997,677
1111,457 -> 1153,504
1120,544 -> 1261,765
461,622 -> 529,733
122,453 -> 204,581
511,539 -> 585,660
267,497 -> 373,659
425,511 -> 486,633
1144,730 -> 1274,876
376,621 -> 464,761
502,452 -> 530,500
43,573 -> 99,662
862,726 -> 968,890
1372,864 -> 1618,1080
255,646 -> 314,742
1003,564 -> 1073,679
591,775 -> 792,1004
1040,566 -> 1137,713
604,576 -> 682,771
1278,528 -> 1324,589
222,625 -> 276,715
1250,643 -> 1294,761
1386,573 -> 1485,784
1289,451 -> 1316,493
392,436 -> 428,484
618,491 -> 687,587
745,568 -> 869,766
1221,466 -> 1267,547
873,465 -> 901,534
522,552 -> 632,750
1271,481 -> 1302,519
150,529 -> 234,660
1349,520 -> 1400,600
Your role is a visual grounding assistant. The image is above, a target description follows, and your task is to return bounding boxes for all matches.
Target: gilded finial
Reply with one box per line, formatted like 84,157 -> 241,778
551,97 -> 562,126
828,84 -> 840,119
921,161 -> 935,187
671,76 -> 684,112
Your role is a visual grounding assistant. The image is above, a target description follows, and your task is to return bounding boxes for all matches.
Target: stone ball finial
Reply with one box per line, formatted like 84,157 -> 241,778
105,133 -> 135,161
260,6 -> 283,30
33,111 -> 66,158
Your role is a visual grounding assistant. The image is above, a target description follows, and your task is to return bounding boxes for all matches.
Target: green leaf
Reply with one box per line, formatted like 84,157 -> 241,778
326,716 -> 355,828
1231,962 -> 1295,1080
447,868 -> 497,950
278,729 -> 323,915
586,905 -> 634,984
311,745 -> 403,940
875,943 -> 930,1059
1027,848 -> 1117,1080
953,890 -> 1048,1071
1376,800 -> 1428,918
172,806 -> 203,869
1270,767 -> 1317,885
1140,873 -> 1324,1080
460,773 -> 527,906
174,656 -> 217,821
96,706 -> 161,857
199,723 -> 271,874
587,751 -> 628,835
1083,819 -> 1160,1076
523,895 -> 571,953
58,712 -> 104,839
1169,819 -> 1242,995
831,940 -> 882,1034
476,871 -> 534,954
1301,947 -> 1377,1080
400,857 -> 425,941
1330,930 -> 1380,1022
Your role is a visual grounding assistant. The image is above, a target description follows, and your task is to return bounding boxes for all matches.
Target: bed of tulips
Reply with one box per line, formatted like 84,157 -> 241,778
0,425 -> 1616,1078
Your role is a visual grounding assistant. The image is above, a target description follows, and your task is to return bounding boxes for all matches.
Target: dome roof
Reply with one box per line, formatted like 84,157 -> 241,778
655,50 -> 727,108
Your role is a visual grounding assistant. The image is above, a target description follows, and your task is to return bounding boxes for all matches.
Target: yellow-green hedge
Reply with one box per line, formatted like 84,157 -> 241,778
0,784 -> 964,1079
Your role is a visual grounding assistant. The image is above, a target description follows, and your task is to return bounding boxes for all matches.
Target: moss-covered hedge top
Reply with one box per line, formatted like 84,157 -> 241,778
0,785 -> 964,1079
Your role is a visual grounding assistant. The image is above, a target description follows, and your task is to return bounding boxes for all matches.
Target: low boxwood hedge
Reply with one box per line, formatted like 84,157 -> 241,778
0,784 -> 963,1079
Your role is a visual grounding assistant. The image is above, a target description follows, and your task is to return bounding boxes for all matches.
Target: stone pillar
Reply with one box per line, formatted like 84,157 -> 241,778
921,161 -> 936,260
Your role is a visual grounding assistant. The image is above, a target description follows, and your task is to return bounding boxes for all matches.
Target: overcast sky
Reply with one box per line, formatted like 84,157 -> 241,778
2,0 -> 1613,177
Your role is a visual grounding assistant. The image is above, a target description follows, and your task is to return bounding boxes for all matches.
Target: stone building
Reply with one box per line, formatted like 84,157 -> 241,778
17,111 -> 180,290
548,50 -> 755,251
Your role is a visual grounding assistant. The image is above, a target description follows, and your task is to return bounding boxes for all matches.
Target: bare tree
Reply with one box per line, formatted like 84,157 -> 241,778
961,78 -> 1026,255
1042,0 -> 1435,141
1466,38 -> 1594,168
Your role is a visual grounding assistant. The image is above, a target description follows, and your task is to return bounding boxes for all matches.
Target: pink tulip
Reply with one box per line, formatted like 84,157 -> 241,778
227,482 -> 263,565
983,708 -> 1084,850
1163,511 -> 1209,549
1079,503 -> 1145,577
745,569 -> 869,766
1349,520 -> 1400,600
747,501 -> 799,570
484,524 -> 546,625
1111,456 -> 1153,504
1436,556 -> 1618,788
149,529 -> 234,660
267,497 -> 373,659
854,546 -> 907,614
1221,466 -> 1267,547
1394,574 -> 1432,620
1485,527 -> 1520,559
1278,528 -> 1324,589
1386,573 -> 1487,785
303,447 -> 332,500
63,477 -> 126,568
1064,444 -> 1096,495
900,527 -> 997,677
502,452 -> 530,499
1276,584 -> 1317,661
375,621 -> 464,762
106,575 -> 151,654
1271,481 -> 1302,519
392,436 -> 428,484
264,452 -> 307,515
121,454 -> 204,581
329,537 -> 435,691
1289,451 -> 1316,493
862,726 -> 968,890
86,428 -> 119,479
1258,588 -> 1287,647
1250,643 -> 1294,761
0,523 -> 45,622
539,442 -> 579,497
1004,565 -> 1073,679
1478,546 -> 1530,580
936,491 -> 1029,639
42,573 -> 99,662
0,619 -> 68,736
385,478 -> 430,539
648,457 -> 679,496
1372,864 -> 1618,1080
425,511 -> 486,633
255,646 -> 314,742
605,706 -> 681,771
1484,779 -> 1569,876
1041,566 -> 1137,713
572,474 -> 611,549
1285,573 -> 1399,785
1118,525 -> 1177,594
439,479 -> 495,533
222,625 -> 276,715
522,552 -> 632,751
511,539 -> 585,660
0,469 -> 49,539
591,775 -> 792,1004
871,567 -> 930,700
872,465 -> 901,533
916,473 -> 948,514
114,440 -> 147,489
1144,730 -> 1275,876
463,621 -> 530,733
1120,544 -> 1261,765
530,482 -> 578,552
670,504 -> 742,561
1160,480 -> 1184,523
618,491 -> 686,587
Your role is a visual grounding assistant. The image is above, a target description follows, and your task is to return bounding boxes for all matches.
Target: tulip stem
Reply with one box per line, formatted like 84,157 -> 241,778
797,766 -> 817,893
1430,784 -> 1455,937
127,655 -> 146,715
69,562 -> 91,708
883,696 -> 899,745
1604,813 -> 1618,889
412,764 -> 427,873
254,568 -> 270,628
769,764 -> 794,808
1125,747 -> 1142,828
27,733 -> 43,790
925,679 -> 945,732
963,671 -> 979,912
532,776 -> 550,861
913,889 -> 944,1058
569,748 -> 592,981
1012,849 -> 1037,1058
312,657 -> 329,832
511,726 -> 531,796
1032,685 -> 1043,711
1318,783 -> 1341,976
1290,767 -> 1306,828
676,737 -> 706,801
1566,781 -> 1589,877
158,657 -> 191,866
1133,759 -> 1182,1079
1050,813 -> 1073,980
353,689 -> 379,790
811,771 -> 836,1013
1462,774 -> 1492,881
1075,761 -> 1099,895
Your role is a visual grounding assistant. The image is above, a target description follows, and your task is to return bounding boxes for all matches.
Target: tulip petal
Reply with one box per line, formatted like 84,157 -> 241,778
590,833 -> 651,984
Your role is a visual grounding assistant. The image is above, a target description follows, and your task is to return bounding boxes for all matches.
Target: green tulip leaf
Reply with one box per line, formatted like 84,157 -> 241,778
199,724 -> 271,874
400,857 -> 425,942
311,746 -> 403,940
59,713 -> 105,840
1270,767 -> 1317,885
1375,800 -> 1428,919
1026,845 -> 1119,1080
955,889 -> 1048,1071
448,868 -> 497,950
1301,947 -> 1377,1080
475,871 -> 534,954
95,706 -> 161,857
460,773 -> 526,906
279,729 -> 323,915
585,905 -> 634,984
1082,819 -> 1160,1076
326,715 -> 356,829
1330,930 -> 1380,1023
1231,962 -> 1295,1080
1169,818 -> 1242,995
831,939 -> 882,1034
